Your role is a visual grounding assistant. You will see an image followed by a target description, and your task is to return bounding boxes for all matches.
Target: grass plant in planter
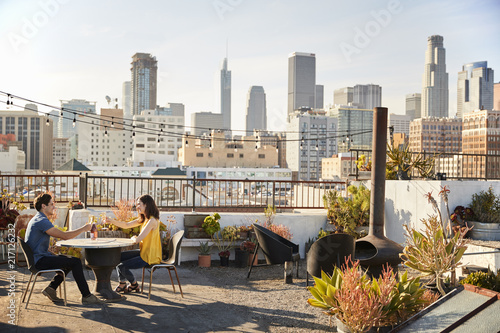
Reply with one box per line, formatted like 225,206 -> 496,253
465,186 -> 500,241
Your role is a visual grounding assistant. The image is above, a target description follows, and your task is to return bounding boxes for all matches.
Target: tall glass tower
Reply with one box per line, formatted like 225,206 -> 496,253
457,61 -> 494,117
245,86 -> 267,132
131,53 -> 157,116
288,52 -> 316,116
220,58 -> 231,130
422,35 -> 448,118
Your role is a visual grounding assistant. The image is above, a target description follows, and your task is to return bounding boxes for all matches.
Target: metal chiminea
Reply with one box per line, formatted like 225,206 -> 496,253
355,107 -> 403,277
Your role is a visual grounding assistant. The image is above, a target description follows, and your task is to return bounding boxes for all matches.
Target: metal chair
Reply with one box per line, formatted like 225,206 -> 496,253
141,230 -> 184,300
18,237 -> 67,308
306,233 -> 355,286
247,224 -> 300,278
14,214 -> 34,267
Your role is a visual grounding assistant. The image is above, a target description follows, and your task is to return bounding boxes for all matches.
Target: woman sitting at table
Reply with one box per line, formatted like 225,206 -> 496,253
105,194 -> 161,293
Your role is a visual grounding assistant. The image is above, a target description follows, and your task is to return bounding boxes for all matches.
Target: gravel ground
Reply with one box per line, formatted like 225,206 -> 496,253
180,258 -> 334,333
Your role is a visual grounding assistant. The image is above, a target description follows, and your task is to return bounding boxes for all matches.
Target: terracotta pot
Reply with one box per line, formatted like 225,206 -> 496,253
198,254 -> 211,267
248,252 -> 258,266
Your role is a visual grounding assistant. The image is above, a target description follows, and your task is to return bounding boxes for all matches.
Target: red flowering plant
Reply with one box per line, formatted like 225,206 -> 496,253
0,189 -> 26,228
240,238 -> 256,253
218,250 -> 230,258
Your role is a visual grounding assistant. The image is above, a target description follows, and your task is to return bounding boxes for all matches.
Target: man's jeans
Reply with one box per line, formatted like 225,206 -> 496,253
35,255 -> 91,297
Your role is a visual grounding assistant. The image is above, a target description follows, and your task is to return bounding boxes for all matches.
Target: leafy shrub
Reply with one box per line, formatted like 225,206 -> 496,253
460,270 -> 500,292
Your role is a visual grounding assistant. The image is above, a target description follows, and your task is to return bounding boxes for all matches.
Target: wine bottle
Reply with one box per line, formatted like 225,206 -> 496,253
91,223 -> 97,240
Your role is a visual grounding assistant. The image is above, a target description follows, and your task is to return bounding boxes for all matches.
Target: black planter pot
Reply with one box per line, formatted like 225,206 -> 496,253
220,256 -> 229,266
234,248 -> 249,268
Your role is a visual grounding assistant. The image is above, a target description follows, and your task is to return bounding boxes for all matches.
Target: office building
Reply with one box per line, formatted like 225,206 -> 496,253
59,99 -> 97,138
53,137 -> 71,170
422,35 -> 449,118
245,86 -> 267,132
462,109 -> 500,178
129,106 -> 184,167
286,110 -> 337,181
406,93 -> 421,119
334,87 -> 353,106
77,109 -> 132,167
315,85 -> 324,109
328,105 -> 373,153
131,53 -> 157,116
389,114 -> 412,137
0,106 -> 53,170
457,61 -> 494,118
220,58 -> 231,130
409,117 -> 462,154
321,153 -> 356,180
495,82 -> 500,111
122,81 -> 131,118
353,84 -> 382,110
178,130 -> 278,168
191,112 -> 224,137
288,52 -> 316,116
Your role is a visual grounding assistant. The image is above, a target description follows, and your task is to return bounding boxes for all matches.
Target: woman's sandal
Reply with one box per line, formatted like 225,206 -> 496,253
126,282 -> 141,293
114,282 -> 127,293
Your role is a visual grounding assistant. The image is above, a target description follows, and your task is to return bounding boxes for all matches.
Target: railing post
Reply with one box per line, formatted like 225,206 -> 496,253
79,172 -> 87,208
192,175 -> 196,212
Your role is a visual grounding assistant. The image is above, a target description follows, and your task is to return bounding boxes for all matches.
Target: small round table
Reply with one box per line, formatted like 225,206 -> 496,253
56,238 -> 136,302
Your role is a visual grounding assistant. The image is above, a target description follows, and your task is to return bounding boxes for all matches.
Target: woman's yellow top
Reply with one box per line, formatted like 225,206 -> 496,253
139,218 -> 162,265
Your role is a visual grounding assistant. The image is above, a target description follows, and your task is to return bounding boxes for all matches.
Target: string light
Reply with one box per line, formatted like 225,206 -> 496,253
45,118 -> 50,126
60,107 -> 64,117
104,126 -> 108,137
157,134 -> 161,146
111,117 -> 114,128
72,114 -> 76,128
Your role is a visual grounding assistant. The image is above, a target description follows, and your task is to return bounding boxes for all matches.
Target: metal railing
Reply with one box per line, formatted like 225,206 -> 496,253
1,173 -> 347,212
349,149 -> 500,180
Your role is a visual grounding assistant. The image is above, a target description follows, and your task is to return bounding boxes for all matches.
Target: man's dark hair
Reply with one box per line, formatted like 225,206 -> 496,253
34,193 -> 52,211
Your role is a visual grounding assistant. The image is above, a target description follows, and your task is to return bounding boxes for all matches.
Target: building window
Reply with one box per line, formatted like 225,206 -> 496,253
196,153 -> 203,157
208,153 -> 213,157
227,153 -> 234,158
258,154 -> 265,159
239,154 -> 244,158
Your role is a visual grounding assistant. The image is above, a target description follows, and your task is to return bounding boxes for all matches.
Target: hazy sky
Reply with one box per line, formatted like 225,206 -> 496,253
1,0 -> 499,133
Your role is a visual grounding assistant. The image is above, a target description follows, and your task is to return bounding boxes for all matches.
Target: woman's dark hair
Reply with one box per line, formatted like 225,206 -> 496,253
137,194 -> 159,224
34,193 -> 52,211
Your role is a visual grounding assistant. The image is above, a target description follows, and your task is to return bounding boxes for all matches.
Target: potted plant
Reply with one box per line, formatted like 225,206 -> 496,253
355,154 -> 372,180
323,184 -> 370,238
307,257 -> 438,333
0,190 -> 26,228
214,225 -> 237,266
240,238 -> 257,266
202,212 -> 221,237
386,143 -> 435,180
464,186 -> 500,241
198,241 -> 212,267
459,269 -> 500,292
237,225 -> 250,240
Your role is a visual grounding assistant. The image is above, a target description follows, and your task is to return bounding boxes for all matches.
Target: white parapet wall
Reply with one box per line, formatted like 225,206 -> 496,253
69,209 -> 328,262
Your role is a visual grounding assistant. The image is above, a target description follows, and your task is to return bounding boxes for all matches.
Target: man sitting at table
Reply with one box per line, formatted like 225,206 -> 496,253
25,193 -> 104,305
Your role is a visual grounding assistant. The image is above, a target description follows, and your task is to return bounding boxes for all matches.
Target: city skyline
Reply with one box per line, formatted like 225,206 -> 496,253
1,0 -> 499,133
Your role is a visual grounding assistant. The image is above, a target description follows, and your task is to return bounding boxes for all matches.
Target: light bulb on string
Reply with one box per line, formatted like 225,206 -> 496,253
104,126 -> 108,137
60,108 -> 63,117
111,117 -> 114,128
157,134 -> 161,147
72,114 -> 76,128
45,118 -> 50,126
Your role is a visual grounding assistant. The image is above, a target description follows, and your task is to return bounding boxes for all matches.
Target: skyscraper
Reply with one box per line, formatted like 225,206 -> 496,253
422,35 -> 449,118
245,86 -> 267,132
122,81 -> 131,118
315,85 -> 324,109
405,93 -> 421,120
131,53 -> 157,116
457,61 -> 494,118
353,84 -> 382,110
288,52 -> 316,116
59,99 -> 96,138
334,87 -> 353,106
220,58 -> 231,130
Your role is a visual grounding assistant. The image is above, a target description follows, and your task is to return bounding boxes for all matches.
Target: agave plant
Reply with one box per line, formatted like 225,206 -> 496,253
386,143 -> 436,180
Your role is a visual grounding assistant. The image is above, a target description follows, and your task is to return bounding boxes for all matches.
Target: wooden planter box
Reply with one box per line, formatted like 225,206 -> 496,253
184,213 -> 210,239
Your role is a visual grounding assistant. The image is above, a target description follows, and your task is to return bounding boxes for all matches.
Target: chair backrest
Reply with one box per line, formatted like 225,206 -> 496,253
252,224 -> 298,265
17,237 -> 37,273
165,230 -> 184,265
306,233 -> 355,279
